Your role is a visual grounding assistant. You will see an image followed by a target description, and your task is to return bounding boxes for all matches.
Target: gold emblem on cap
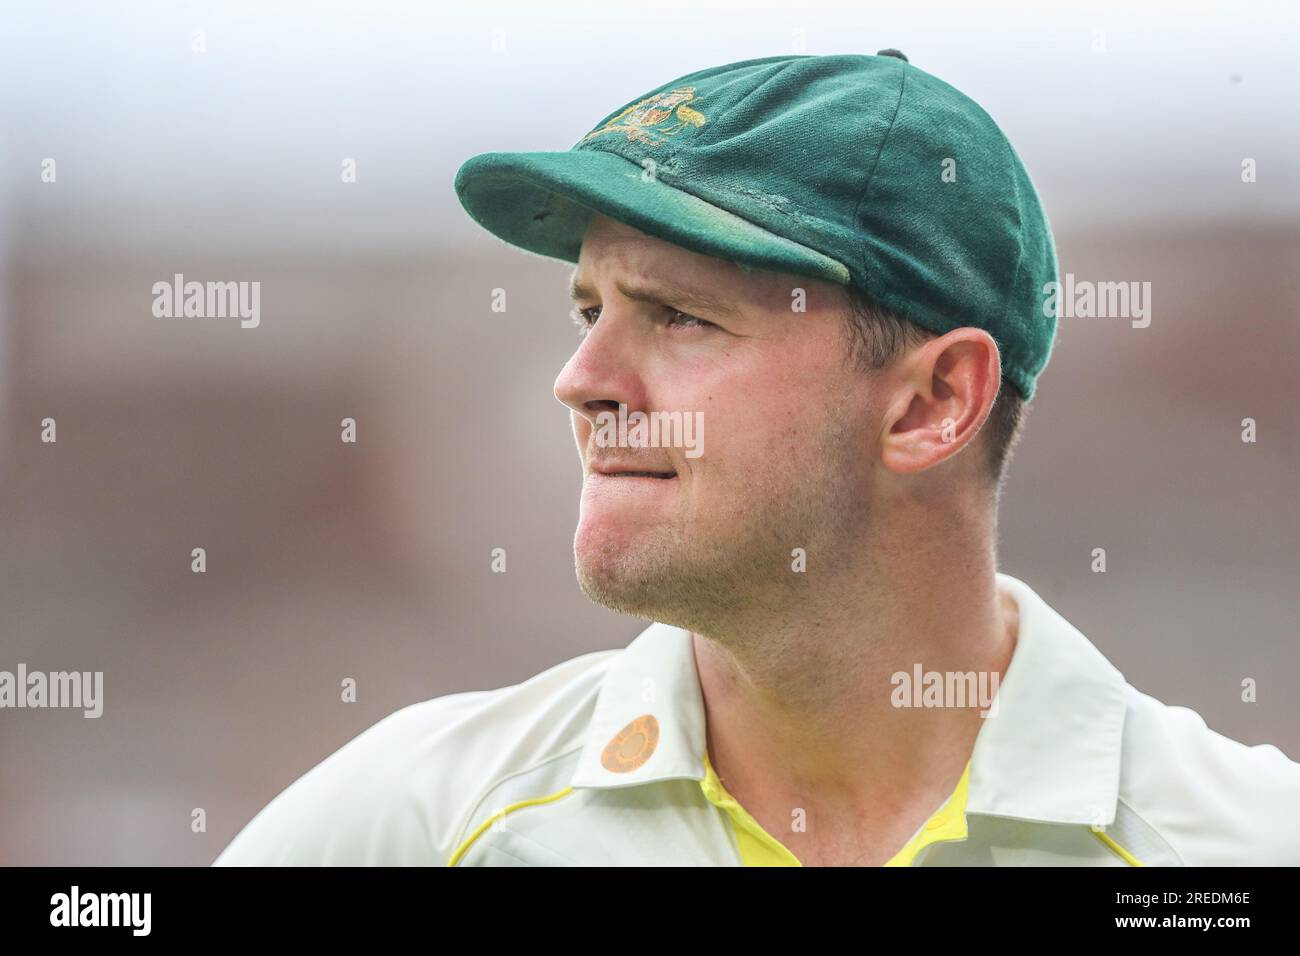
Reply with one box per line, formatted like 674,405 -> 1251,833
580,88 -> 706,148
601,714 -> 660,773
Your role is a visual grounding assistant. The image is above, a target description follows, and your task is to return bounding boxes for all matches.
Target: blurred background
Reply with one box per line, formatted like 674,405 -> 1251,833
0,0 -> 1296,864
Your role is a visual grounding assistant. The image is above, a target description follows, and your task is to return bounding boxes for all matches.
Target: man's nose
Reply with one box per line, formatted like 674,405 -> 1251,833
553,312 -> 648,423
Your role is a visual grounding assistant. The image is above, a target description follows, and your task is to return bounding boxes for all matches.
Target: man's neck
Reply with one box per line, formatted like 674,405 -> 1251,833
689,521 -> 1019,859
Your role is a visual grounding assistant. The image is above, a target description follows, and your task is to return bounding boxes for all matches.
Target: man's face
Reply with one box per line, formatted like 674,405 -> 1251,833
554,213 -> 884,633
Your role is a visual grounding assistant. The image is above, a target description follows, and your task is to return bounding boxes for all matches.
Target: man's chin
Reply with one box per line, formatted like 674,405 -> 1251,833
574,553 -> 658,618
573,529 -> 678,620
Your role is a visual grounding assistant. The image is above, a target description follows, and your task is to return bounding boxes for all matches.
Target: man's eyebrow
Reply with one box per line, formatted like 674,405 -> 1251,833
568,273 -> 742,319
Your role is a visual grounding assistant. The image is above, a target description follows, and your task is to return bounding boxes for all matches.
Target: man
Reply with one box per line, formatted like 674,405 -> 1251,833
214,52 -> 1300,866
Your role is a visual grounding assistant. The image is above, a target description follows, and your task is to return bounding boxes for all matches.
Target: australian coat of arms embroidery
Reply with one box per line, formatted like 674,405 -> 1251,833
580,87 -> 707,147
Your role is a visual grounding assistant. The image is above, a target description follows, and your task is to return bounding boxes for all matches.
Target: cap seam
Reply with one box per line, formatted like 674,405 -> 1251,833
675,57 -> 803,162
997,135 -> 1032,398
652,58 -> 828,234
851,60 -> 909,295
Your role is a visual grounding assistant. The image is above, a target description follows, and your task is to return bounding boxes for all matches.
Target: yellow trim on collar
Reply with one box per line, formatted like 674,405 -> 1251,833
700,752 -> 971,867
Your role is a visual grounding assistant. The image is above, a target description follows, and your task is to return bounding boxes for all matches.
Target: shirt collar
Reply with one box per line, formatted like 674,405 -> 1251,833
570,620 -> 708,790
570,572 -> 1128,827
965,572 -> 1127,826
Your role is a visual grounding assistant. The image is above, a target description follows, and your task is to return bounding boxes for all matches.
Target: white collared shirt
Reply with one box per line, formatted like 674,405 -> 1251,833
212,572 -> 1300,866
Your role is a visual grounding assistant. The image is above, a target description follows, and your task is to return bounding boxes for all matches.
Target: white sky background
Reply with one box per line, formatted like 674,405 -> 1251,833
0,0 -> 1297,254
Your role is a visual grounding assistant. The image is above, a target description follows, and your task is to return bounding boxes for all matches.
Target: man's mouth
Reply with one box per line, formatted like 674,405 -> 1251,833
589,462 -> 678,480
594,470 -> 676,479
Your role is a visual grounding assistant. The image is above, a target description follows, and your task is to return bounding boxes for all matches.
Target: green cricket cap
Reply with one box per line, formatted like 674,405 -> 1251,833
454,52 -> 1059,399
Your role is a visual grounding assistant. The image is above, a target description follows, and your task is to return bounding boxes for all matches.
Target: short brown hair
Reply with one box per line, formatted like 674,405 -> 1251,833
842,286 -> 1028,497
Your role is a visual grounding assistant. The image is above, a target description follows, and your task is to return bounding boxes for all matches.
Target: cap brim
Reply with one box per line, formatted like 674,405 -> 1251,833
453,149 -> 851,285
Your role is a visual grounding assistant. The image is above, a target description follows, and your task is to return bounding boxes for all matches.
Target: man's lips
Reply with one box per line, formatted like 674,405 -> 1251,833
588,461 -> 678,479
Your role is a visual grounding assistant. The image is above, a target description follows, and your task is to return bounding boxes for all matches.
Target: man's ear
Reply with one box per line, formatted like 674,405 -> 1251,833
879,328 -> 1002,475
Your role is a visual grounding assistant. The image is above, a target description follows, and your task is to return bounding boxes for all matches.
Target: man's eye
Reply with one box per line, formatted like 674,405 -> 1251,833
570,305 -> 715,335
571,306 -> 600,334
666,309 -> 715,330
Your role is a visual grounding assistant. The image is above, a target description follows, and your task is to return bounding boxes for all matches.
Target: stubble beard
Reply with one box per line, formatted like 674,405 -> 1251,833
573,420 -> 865,640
